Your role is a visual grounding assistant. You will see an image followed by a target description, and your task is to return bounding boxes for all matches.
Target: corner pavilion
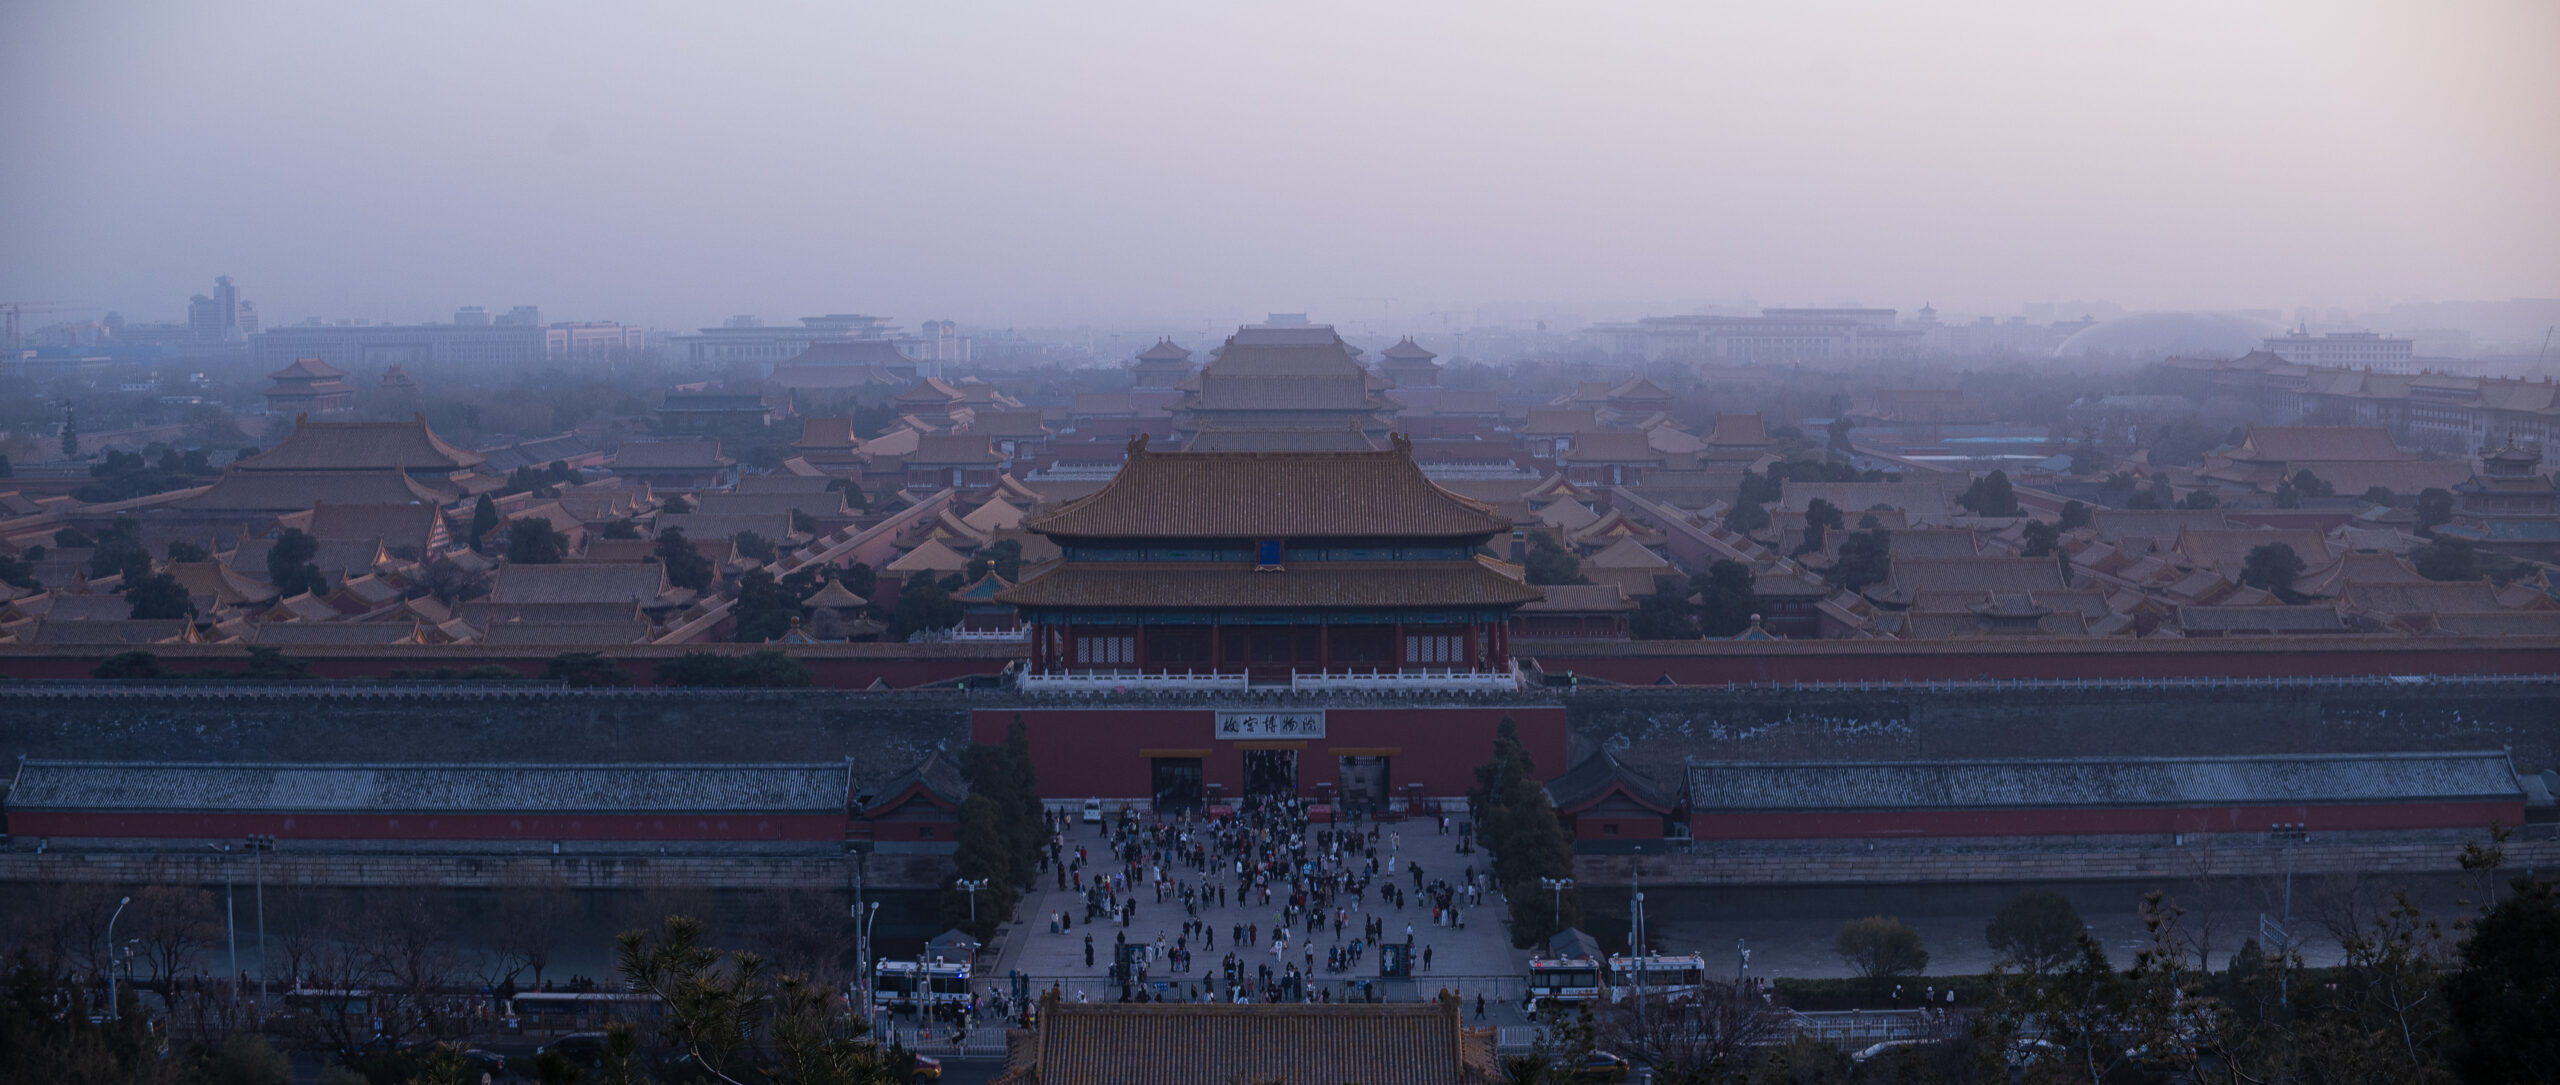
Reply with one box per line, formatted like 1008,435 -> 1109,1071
997,435 -> 1541,693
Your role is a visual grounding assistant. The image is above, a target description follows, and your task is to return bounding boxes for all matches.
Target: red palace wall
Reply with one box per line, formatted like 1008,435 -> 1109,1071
1689,801 -> 2526,841
3,638 -> 2550,689
1533,642 -> 2560,687
973,704 -> 1568,802
8,811 -> 848,842
863,820 -> 953,844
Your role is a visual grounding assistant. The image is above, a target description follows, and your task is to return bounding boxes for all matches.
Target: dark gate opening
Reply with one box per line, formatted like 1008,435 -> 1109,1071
1151,758 -> 1203,813
1337,755 -> 1391,811
1242,749 -> 1299,800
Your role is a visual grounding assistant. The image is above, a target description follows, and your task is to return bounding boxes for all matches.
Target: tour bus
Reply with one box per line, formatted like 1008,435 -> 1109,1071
283,987 -> 373,1022
508,990 -> 665,1031
871,959 -> 973,1013
1526,956 -> 1610,1004
1606,954 -> 1709,1002
1527,927 -> 1612,1004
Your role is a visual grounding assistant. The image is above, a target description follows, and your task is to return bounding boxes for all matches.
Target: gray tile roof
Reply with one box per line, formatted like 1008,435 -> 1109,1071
1687,752 -> 2521,813
7,761 -> 850,815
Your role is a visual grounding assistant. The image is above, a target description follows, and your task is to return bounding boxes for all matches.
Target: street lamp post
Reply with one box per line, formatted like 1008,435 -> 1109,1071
956,879 -> 990,926
1538,877 -> 1574,931
105,896 -> 132,1020
2267,822 -> 2309,1007
858,900 -> 881,1029
848,839 -> 874,1024
1629,866 -> 1647,1026
207,844 -> 236,991
245,835 -> 273,1001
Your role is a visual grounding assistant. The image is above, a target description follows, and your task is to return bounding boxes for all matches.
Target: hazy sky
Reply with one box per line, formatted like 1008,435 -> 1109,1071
4,1 -> 2555,332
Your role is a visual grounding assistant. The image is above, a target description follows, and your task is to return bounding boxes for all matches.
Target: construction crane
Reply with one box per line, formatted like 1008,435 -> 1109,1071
2,301 -> 98,352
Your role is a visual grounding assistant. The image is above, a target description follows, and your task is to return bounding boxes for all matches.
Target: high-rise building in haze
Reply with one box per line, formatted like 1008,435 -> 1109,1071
186,274 -> 256,343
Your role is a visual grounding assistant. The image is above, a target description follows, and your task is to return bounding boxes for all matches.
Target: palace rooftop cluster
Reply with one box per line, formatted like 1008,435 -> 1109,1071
1,317 -> 2555,668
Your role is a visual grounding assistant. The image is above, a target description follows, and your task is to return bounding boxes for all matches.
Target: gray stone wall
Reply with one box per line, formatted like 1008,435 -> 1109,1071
1563,680 -> 2560,774
0,848 -> 950,891
1576,831 -> 2560,887
0,687 -> 982,792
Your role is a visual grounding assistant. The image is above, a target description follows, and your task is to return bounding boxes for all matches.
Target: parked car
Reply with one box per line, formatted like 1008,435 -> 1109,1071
1080,798 -> 1102,823
1566,1050 -> 1632,1081
534,1032 -> 612,1069
460,1048 -> 509,1081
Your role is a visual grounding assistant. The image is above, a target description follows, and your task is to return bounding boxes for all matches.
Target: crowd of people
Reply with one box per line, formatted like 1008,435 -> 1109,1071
1031,797 -> 1488,1005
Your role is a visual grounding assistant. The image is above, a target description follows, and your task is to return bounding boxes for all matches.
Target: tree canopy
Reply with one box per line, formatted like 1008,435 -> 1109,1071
1691,560 -> 1759,638
1523,532 -> 1590,586
265,528 -> 326,598
1985,890 -> 2085,974
1834,916 -> 1929,978
2240,542 -> 2307,599
1957,470 -> 2021,517
504,517 -> 568,564
655,527 -> 714,592
1471,717 -> 1580,947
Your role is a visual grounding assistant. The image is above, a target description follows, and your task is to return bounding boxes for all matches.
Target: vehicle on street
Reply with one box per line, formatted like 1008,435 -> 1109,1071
460,1048 -> 509,1081
1529,928 -> 1612,1003
1080,798 -> 1102,823
1607,953 -> 1709,1002
1566,1050 -> 1632,1081
873,959 -> 973,1013
534,1032 -> 612,1069
908,1052 -> 943,1080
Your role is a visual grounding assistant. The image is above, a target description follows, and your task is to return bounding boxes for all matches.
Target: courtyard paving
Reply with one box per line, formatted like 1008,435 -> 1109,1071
986,808 -> 1545,1023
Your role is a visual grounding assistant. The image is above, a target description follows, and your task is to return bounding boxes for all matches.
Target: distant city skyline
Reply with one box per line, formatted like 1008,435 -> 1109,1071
3,2 -> 2554,332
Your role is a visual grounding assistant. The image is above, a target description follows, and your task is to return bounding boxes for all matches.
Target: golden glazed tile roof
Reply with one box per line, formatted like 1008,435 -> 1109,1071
995,559 -> 1544,610
1022,439 -> 1509,540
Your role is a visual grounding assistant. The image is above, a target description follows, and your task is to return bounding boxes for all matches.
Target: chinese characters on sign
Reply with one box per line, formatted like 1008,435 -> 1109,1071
1215,711 -> 1326,740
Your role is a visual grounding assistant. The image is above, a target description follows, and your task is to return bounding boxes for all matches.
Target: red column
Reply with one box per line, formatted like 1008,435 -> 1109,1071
1392,623 -> 1406,672
1318,623 -> 1331,676
1061,621 -> 1075,671
1210,624 -> 1223,676
1464,622 -> 1479,673
1135,624 -> 1150,674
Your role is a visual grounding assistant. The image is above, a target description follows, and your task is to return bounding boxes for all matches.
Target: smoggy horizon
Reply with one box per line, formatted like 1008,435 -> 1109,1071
3,1 -> 2555,332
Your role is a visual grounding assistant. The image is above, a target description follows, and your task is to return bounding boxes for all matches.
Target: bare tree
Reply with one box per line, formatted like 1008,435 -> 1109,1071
1595,980 -> 1787,1082
757,888 -> 859,989
267,883 -> 339,994
490,870 -> 581,990
366,896 -> 465,1044
130,885 -> 219,986
291,921 -> 380,1067
7,880 -> 122,982
2166,833 -> 2228,970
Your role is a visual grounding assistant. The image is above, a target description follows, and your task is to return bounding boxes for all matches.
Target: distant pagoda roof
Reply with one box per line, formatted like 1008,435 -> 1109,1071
267,357 -> 348,381
1135,338 -> 1193,362
1379,337 -> 1438,363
